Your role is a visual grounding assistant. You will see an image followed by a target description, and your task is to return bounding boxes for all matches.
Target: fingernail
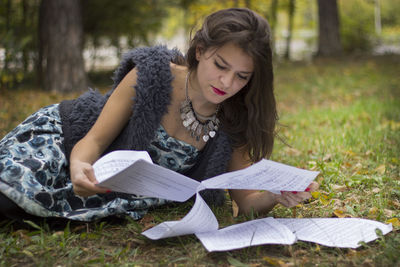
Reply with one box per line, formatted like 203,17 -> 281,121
305,187 -> 311,192
291,191 -> 297,194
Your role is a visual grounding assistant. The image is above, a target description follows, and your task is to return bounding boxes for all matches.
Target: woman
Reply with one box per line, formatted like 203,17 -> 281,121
0,8 -> 317,223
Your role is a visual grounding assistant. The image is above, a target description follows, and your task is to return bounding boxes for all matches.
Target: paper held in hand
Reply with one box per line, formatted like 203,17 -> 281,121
94,150 -> 392,251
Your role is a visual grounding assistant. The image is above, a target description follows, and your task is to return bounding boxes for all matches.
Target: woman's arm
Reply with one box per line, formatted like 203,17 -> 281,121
69,68 -> 138,197
228,148 -> 318,215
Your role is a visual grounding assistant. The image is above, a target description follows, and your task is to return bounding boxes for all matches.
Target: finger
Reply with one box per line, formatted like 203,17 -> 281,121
84,166 -> 97,184
278,192 -> 300,207
283,191 -> 304,202
296,191 -> 312,201
83,168 -> 111,193
73,175 -> 109,196
282,191 -> 311,207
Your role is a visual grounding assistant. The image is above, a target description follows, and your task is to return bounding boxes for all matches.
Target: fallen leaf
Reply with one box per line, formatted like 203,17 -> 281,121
365,150 -> 374,156
311,192 -> 320,199
386,218 -> 400,227
344,150 -> 356,157
286,147 -> 302,156
332,198 -> 344,209
368,207 -> 379,217
262,256 -> 287,267
333,209 -> 346,218
389,200 -> 400,209
323,154 -> 332,162
375,164 -> 386,175
354,162 -> 363,170
346,249 -> 358,258
332,184 -> 347,192
372,188 -> 380,193
232,200 -> 239,218
384,209 -> 394,218
343,162 -> 352,168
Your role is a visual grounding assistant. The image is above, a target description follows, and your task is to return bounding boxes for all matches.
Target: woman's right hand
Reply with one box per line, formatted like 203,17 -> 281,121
70,160 -> 109,197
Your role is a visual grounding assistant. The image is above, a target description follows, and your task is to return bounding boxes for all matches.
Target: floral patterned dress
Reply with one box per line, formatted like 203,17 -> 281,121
0,104 -> 199,221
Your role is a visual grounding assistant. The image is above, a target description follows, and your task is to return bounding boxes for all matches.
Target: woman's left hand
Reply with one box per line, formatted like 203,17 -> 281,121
274,181 -> 319,208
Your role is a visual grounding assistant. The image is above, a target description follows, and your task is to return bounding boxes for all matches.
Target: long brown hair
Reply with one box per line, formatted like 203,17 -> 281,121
186,8 -> 277,162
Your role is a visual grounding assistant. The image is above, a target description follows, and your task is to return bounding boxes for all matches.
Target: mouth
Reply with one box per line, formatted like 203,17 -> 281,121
212,86 -> 226,96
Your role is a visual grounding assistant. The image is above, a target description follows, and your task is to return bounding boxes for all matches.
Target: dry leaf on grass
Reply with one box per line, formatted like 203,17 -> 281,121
262,256 -> 288,267
375,164 -> 386,175
285,147 -> 302,156
331,184 -> 347,192
323,153 -> 332,162
384,209 -> 395,218
333,209 -> 347,218
232,200 -> 239,218
372,187 -> 381,193
368,207 -> 379,217
386,218 -> 400,227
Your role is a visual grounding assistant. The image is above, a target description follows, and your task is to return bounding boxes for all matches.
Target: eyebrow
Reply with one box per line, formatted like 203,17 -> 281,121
216,54 -> 253,74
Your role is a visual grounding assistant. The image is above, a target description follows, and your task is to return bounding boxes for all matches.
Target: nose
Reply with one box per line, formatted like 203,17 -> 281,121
220,72 -> 235,89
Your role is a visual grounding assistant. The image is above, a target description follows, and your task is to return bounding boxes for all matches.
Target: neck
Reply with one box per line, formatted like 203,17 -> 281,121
187,70 -> 218,117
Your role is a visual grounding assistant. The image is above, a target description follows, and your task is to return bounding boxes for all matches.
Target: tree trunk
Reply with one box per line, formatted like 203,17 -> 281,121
268,0 -> 278,56
375,0 -> 381,36
284,0 -> 295,60
21,0 -> 29,72
39,0 -> 87,92
317,0 -> 342,56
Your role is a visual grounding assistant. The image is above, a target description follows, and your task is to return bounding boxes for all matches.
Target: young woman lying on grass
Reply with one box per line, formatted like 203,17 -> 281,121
0,8 -> 318,224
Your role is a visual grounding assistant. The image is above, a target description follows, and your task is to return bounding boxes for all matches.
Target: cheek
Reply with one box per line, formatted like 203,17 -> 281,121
233,80 -> 248,93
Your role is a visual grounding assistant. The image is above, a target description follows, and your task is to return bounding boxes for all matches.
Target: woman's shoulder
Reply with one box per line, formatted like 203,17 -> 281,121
169,63 -> 187,96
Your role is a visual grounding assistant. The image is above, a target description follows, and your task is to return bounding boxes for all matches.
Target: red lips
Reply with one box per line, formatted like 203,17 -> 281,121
212,86 -> 226,96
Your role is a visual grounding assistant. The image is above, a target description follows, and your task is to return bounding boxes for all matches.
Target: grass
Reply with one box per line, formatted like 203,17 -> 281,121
1,55 -> 399,266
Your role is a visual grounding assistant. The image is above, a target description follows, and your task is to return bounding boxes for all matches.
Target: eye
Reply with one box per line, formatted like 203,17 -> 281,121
214,60 -> 226,70
237,74 -> 249,80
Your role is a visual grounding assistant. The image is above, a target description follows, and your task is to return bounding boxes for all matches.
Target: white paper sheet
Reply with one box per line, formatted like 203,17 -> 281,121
201,159 -> 319,192
142,192 -> 218,239
93,150 -> 153,182
195,217 -> 296,252
276,218 -> 393,248
95,151 -> 200,202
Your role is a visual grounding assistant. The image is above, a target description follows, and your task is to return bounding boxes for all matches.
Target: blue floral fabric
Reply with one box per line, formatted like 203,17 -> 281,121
0,104 -> 199,221
147,125 -> 199,172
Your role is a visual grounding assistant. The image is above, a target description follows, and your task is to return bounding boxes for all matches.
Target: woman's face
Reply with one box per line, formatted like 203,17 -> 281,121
194,42 -> 254,105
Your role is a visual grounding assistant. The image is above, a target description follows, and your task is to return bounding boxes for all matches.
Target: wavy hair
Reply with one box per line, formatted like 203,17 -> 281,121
186,8 -> 277,162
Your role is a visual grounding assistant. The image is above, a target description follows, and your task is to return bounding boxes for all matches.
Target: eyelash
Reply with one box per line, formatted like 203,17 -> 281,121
214,61 -> 248,80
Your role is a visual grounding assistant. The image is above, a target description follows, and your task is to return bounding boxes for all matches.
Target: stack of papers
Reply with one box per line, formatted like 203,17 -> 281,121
95,150 -> 392,251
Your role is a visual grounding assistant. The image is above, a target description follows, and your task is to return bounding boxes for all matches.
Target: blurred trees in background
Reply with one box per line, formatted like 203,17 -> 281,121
39,0 -> 87,92
317,0 -> 342,56
1,0 -> 400,92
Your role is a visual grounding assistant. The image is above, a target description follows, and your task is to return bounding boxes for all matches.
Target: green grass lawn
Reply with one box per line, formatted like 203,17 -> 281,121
1,55 -> 399,266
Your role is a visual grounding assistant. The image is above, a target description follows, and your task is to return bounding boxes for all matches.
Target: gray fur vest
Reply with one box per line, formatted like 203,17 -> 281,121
58,46 -> 232,206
